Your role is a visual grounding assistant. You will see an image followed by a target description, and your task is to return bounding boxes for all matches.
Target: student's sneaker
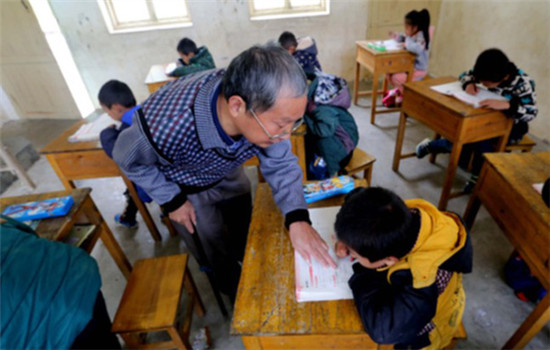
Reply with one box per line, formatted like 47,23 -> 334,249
382,88 -> 399,108
114,213 -> 138,229
463,175 -> 479,194
416,138 -> 432,159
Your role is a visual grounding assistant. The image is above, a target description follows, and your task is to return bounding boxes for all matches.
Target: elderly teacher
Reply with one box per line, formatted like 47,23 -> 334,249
113,44 -> 334,299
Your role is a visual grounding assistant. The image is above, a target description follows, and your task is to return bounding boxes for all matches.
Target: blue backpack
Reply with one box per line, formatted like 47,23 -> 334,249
504,253 -> 546,302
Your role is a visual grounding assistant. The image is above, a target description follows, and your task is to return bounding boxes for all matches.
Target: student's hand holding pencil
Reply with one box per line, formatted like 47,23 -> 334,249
464,83 -> 478,95
169,200 -> 197,233
289,222 -> 336,268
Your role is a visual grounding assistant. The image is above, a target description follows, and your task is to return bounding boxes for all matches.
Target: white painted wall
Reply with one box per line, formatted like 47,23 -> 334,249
49,0 -> 369,104
430,0 -> 550,141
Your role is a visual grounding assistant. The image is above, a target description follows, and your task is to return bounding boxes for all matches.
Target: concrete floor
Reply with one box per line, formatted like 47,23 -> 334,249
2,98 -> 549,349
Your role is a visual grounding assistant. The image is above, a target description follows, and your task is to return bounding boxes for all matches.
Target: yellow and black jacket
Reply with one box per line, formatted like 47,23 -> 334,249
348,199 -> 473,349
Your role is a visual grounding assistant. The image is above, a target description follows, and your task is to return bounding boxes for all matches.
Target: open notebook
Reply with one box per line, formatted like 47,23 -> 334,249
430,81 -> 507,108
294,206 -> 354,302
68,113 -> 120,143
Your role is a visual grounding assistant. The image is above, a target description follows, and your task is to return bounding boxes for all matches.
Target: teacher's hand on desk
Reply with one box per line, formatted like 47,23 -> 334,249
289,221 -> 336,268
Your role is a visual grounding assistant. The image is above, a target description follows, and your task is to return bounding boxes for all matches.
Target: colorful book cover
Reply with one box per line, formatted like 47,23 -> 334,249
303,175 -> 355,204
2,196 -> 74,221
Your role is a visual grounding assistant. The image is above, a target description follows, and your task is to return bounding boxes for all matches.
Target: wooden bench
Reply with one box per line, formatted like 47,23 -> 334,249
505,134 -> 536,153
465,134 -> 537,172
112,254 -> 205,349
341,148 -> 377,185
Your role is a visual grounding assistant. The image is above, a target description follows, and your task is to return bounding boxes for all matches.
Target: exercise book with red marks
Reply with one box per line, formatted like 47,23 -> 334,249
295,206 -> 354,302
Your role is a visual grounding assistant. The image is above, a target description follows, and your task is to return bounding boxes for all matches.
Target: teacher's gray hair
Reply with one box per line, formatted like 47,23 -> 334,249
221,43 -> 307,113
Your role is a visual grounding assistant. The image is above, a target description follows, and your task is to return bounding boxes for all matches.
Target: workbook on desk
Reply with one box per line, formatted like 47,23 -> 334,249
295,206 -> 354,302
367,39 -> 403,51
430,81 -> 507,108
68,113 -> 120,143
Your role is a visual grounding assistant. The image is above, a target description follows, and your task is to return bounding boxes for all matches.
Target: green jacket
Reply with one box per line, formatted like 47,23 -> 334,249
1,216 -> 101,349
170,46 -> 215,77
305,104 -> 359,176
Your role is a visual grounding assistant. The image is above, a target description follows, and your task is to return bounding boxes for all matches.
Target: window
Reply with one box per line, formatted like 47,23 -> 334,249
249,0 -> 329,20
97,0 -> 192,34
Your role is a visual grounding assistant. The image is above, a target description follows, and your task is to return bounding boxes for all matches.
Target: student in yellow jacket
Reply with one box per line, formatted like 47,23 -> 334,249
335,187 -> 472,349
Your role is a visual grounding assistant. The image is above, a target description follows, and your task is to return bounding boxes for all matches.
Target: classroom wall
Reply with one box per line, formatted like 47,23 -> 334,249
48,0 -> 369,105
430,0 -> 550,141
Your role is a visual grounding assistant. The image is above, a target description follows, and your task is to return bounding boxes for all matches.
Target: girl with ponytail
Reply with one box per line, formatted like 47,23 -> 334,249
383,9 -> 431,107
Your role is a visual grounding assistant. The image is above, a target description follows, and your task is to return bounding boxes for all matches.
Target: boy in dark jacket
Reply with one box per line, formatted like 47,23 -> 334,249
279,31 -> 322,74
168,38 -> 215,77
335,187 -> 472,349
98,80 -> 151,228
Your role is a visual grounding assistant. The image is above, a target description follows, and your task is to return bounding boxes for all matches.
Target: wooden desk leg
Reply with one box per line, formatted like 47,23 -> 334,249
502,292 -> 550,349
370,72 -> 379,124
365,165 -> 373,186
354,61 -> 361,105
82,197 -> 132,279
46,154 -> 75,190
438,141 -> 464,210
392,112 -> 408,171
121,175 -> 162,242
382,75 -> 388,97
495,133 -> 509,152
463,192 -> 481,231
463,163 -> 488,230
168,326 -> 191,350
429,133 -> 441,164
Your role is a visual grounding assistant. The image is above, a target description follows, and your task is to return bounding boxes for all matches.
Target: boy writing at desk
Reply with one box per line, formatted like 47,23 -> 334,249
335,187 -> 472,349
416,48 -> 537,192
98,80 -> 152,228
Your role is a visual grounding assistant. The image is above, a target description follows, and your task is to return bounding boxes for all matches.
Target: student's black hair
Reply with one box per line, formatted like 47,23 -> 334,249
278,31 -> 298,50
334,187 -> 420,262
97,80 -> 136,109
405,9 -> 430,49
473,48 -> 515,82
177,37 -> 198,55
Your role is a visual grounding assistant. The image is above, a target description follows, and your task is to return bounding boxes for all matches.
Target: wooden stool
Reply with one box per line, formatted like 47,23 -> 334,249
505,134 -> 536,153
342,148 -> 377,185
112,254 -> 205,349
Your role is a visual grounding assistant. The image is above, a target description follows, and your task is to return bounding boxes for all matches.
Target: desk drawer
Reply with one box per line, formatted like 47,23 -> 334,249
376,55 -> 415,74
48,150 -> 121,180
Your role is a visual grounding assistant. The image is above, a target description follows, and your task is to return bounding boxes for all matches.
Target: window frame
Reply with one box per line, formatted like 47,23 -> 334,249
249,0 -> 330,21
97,0 -> 192,34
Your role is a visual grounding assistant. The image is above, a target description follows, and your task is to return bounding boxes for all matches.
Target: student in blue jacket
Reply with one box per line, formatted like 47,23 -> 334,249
98,80 -> 152,228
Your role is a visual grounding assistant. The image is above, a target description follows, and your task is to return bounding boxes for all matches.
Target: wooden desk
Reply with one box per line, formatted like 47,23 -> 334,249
392,76 -> 514,210
145,64 -> 175,94
243,124 -> 307,181
0,188 -> 132,279
354,40 -> 415,124
463,152 -> 550,349
231,181 -> 392,350
41,117 -> 165,241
